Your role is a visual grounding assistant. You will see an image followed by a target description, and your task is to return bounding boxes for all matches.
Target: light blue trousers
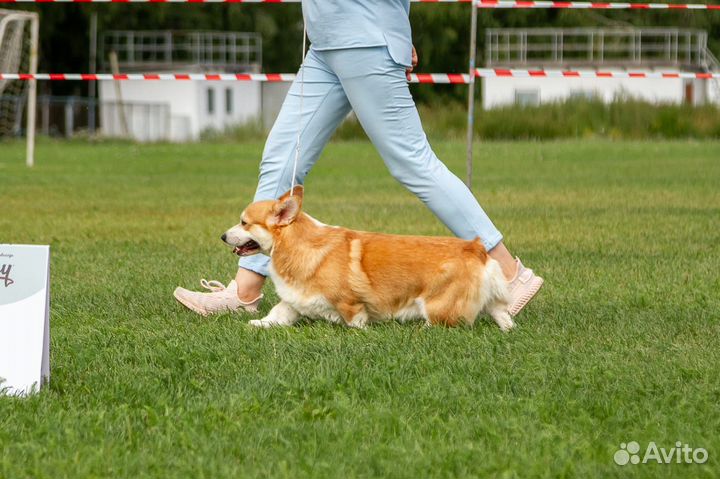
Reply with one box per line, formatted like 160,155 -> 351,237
239,46 -> 503,276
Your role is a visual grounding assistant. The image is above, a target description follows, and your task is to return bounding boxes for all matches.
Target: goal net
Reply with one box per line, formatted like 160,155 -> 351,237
0,9 -> 38,165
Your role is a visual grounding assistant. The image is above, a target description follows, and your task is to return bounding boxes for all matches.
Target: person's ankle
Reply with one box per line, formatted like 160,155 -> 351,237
503,259 -> 519,282
236,286 -> 262,303
235,268 -> 266,302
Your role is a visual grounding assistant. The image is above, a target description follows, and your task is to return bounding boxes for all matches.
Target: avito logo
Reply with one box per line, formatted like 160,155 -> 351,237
614,441 -> 708,466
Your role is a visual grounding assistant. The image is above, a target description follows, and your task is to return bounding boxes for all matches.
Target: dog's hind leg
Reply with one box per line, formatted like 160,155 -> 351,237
489,306 -> 514,332
249,301 -> 300,328
422,297 -> 464,327
479,259 -> 514,331
337,302 -> 369,329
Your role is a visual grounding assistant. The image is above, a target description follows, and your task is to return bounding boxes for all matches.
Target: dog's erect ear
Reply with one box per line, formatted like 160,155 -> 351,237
279,185 -> 304,205
270,186 -> 303,226
270,195 -> 301,226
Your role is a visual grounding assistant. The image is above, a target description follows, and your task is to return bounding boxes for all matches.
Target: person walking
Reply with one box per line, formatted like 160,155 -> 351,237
174,0 -> 544,318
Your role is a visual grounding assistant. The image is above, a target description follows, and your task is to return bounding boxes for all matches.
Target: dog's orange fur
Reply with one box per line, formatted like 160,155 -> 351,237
228,186 -> 513,329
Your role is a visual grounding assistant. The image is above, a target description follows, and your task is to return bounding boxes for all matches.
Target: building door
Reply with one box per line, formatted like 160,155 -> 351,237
684,82 -> 694,105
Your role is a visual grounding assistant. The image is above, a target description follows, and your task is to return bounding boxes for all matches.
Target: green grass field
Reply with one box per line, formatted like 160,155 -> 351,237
1,138 -> 719,478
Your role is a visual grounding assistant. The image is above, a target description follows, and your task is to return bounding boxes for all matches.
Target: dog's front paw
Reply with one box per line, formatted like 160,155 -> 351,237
490,308 -> 515,332
248,319 -> 273,328
249,302 -> 300,328
499,319 -> 515,332
249,317 -> 296,328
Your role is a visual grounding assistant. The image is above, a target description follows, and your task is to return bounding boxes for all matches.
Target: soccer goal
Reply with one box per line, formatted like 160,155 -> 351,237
0,9 -> 38,167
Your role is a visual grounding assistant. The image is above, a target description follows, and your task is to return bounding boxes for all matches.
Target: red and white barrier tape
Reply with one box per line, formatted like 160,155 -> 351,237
0,73 -> 296,81
477,0 -> 720,8
0,0 -> 717,7
0,72 -> 472,83
0,0 -> 471,3
2,70 -> 718,81
475,68 -> 720,78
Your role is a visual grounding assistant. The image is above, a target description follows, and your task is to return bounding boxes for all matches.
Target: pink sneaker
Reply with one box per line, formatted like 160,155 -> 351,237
507,258 -> 544,317
173,279 -> 263,316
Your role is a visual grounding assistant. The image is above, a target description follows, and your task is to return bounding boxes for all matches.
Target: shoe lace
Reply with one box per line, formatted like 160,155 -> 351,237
200,279 -> 227,292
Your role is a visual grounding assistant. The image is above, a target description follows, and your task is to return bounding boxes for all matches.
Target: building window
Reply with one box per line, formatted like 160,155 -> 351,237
514,89 -> 540,107
225,88 -> 233,114
207,88 -> 215,115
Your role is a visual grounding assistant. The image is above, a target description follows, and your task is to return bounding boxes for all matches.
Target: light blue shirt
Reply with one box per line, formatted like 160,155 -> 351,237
302,0 -> 413,67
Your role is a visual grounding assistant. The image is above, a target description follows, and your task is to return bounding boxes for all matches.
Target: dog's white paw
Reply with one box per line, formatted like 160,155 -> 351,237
249,317 -> 295,328
499,319 -> 515,332
249,319 -> 273,328
249,302 -> 300,328
490,308 -> 515,332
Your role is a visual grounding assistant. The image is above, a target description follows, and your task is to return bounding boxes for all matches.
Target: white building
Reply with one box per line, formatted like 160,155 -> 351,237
98,30 -> 290,141
482,28 -> 720,109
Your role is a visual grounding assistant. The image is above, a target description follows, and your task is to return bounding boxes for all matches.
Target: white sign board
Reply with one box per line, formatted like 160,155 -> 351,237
0,244 -> 50,396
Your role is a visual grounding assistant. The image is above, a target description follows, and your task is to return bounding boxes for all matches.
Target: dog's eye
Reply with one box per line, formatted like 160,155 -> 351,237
241,220 -> 248,226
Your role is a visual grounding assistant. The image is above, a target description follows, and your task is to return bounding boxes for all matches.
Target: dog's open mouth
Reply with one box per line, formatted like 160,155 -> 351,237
232,240 -> 261,256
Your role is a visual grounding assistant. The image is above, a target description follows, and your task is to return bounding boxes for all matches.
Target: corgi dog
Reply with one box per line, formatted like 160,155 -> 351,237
221,186 -> 514,331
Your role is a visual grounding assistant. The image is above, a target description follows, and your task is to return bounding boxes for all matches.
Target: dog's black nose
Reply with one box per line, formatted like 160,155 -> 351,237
221,233 -> 227,242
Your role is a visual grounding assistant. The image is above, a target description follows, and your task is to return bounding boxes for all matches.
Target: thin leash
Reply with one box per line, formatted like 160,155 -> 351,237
290,23 -> 308,194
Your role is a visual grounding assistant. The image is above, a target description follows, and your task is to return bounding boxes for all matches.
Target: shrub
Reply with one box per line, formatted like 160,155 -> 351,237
204,98 -> 720,142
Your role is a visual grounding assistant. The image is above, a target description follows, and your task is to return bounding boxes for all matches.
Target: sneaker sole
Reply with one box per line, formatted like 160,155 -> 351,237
173,288 -> 260,316
173,289 -> 210,317
509,277 -> 544,317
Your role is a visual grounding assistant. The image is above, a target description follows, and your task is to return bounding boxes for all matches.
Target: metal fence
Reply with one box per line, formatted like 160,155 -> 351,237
1,95 -> 89,138
100,30 -> 262,72
1,94 -> 172,141
486,28 -> 712,69
100,101 -> 171,141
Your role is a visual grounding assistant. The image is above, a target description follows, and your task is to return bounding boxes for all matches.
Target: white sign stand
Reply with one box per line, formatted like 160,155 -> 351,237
0,244 -> 50,396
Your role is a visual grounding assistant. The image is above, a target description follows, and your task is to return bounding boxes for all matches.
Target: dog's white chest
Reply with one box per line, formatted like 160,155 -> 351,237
268,265 -> 343,324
